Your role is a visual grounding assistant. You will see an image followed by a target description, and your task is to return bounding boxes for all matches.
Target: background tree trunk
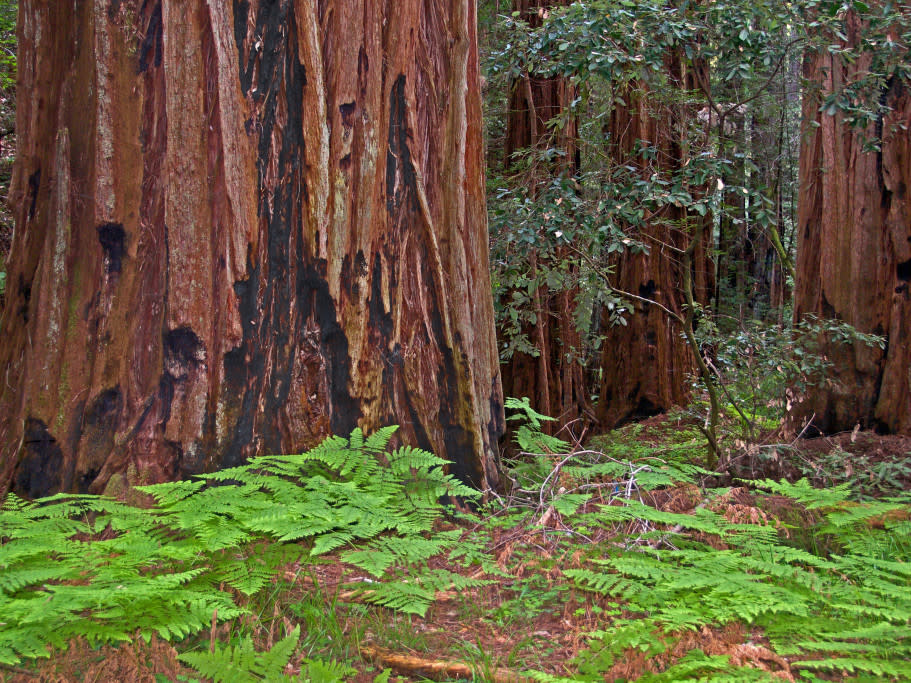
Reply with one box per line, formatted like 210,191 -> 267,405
0,0 -> 504,498
793,10 -> 911,434
498,0 -> 590,434
596,53 -> 714,429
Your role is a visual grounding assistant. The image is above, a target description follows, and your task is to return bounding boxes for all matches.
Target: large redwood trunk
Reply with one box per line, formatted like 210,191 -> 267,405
499,0 -> 590,431
793,9 -> 911,433
596,53 -> 714,428
0,0 -> 504,498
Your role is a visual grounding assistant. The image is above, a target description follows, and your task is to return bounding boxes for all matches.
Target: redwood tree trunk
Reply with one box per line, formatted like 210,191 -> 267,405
499,0 -> 589,432
0,0 -> 504,498
793,9 -> 911,433
596,53 -> 714,429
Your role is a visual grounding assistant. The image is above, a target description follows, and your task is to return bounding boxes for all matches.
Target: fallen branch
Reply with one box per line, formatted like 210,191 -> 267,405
360,643 -> 537,683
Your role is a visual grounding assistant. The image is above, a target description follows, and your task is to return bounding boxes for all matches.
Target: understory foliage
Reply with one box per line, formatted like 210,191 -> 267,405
565,479 -> 911,681
0,427 -> 480,668
499,408 -> 911,682
692,313 -> 886,441
486,0 -> 812,364
3,421 -> 911,681
176,625 -> 374,683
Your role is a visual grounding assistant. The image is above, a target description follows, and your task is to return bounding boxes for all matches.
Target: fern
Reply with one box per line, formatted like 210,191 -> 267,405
753,477 -> 854,508
568,483 -> 911,681
792,656 -> 911,678
0,427 -> 478,667
638,650 -> 777,682
179,625 -> 302,682
506,396 -> 570,453
299,657 -> 360,683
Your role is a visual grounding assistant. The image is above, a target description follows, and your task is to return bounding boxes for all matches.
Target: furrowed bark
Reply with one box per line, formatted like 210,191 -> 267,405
0,0 -> 504,498
793,7 -> 911,434
596,51 -> 714,429
499,0 -> 590,432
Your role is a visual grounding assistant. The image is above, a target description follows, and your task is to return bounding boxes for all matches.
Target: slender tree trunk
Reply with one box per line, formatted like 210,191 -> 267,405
748,98 -> 795,317
596,52 -> 714,429
715,111 -> 747,319
0,0 -> 504,498
499,0 -> 589,430
793,8 -> 911,433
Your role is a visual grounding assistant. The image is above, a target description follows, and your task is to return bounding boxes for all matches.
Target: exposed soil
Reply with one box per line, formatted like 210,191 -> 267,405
765,430 -> 911,495
792,430 -> 911,465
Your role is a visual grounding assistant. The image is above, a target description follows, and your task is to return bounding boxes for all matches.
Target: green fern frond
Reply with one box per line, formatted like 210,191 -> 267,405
564,568 -> 624,595
0,565 -> 70,593
792,656 -> 911,677
754,478 -> 854,508
595,500 -> 728,535
823,500 -> 906,528
179,625 -> 300,682
419,568 -> 494,592
137,479 -> 207,505
387,444 -> 450,473
0,492 -> 33,512
552,492 -> 592,515
0,426 -> 481,669
505,396 -> 557,427
301,430 -> 382,481
309,531 -> 355,555
365,425 -> 400,453
342,529 -> 462,578
638,649 -> 777,682
570,476 -> 911,682
354,578 -> 436,616
300,656 -> 359,682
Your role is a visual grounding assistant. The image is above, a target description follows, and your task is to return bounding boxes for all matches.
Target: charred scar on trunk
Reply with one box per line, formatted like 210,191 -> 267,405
14,418 -> 64,499
137,0 -> 163,74
386,75 -> 417,215
97,222 -> 126,273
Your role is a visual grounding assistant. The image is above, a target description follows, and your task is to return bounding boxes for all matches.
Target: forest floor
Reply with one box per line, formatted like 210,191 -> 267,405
4,412 -> 910,683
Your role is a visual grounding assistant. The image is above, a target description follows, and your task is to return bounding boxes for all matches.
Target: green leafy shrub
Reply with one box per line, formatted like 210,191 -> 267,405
685,314 -> 887,457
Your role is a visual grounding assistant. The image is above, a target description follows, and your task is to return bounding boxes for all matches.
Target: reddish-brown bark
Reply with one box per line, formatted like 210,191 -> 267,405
596,53 -> 714,429
793,10 -> 911,433
0,0 -> 504,498
498,0 -> 590,432
503,0 -> 578,173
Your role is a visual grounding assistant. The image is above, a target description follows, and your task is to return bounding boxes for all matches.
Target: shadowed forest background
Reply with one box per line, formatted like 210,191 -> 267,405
0,1 -> 910,681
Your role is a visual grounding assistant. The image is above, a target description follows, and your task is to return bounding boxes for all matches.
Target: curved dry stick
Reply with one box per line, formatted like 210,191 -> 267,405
360,643 -> 537,683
